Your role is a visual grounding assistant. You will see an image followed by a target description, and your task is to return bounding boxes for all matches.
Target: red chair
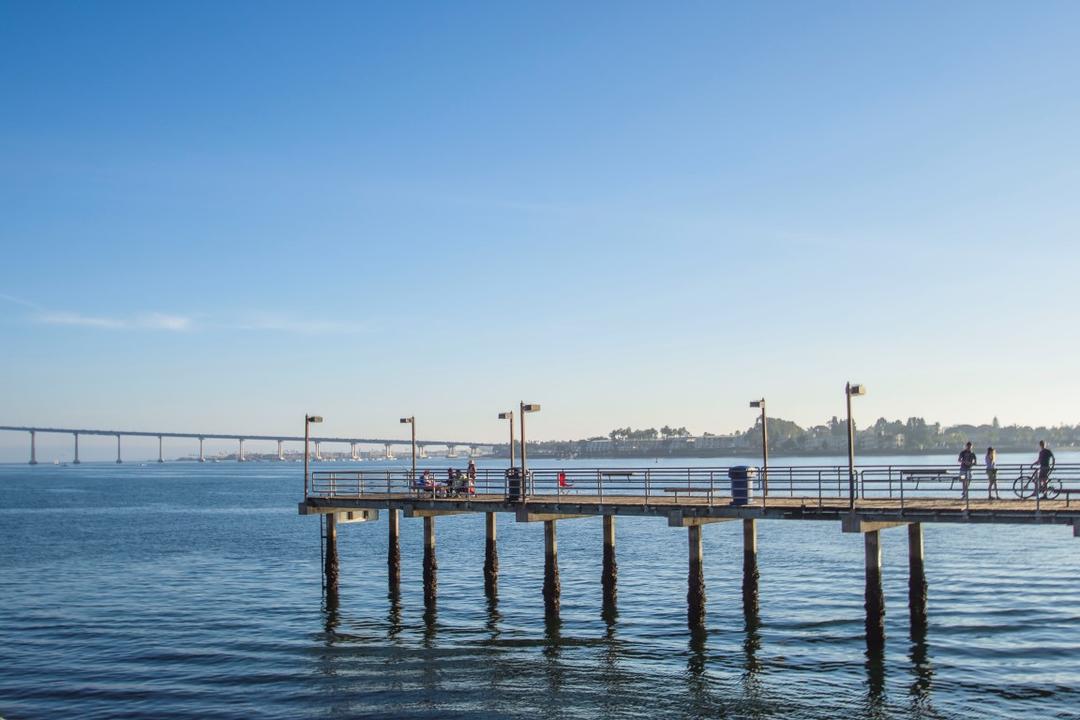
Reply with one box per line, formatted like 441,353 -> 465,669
557,471 -> 574,494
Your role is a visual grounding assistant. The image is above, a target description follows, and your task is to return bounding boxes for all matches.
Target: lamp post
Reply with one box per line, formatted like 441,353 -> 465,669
519,402 -> 541,496
400,416 -> 416,477
498,411 -> 515,468
845,383 -> 866,510
750,399 -> 768,498
304,414 -> 323,497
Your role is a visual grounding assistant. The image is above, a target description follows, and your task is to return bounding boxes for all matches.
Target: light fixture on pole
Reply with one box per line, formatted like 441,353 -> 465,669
498,411 -> 515,468
519,403 -> 541,496
845,383 -> 866,510
399,416 -> 416,477
749,399 -> 768,499
304,414 -> 323,497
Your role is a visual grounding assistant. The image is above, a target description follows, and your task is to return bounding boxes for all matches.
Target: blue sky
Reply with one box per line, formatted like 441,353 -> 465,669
2,1 -> 1079,459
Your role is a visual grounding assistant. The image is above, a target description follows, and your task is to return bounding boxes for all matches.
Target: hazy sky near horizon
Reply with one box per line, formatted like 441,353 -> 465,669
2,1 -> 1079,460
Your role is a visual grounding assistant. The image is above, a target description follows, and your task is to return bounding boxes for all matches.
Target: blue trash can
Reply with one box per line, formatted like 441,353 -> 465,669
728,466 -> 757,506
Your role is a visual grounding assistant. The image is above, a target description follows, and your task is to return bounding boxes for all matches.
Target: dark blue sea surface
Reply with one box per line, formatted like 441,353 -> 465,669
1,457 -> 1079,719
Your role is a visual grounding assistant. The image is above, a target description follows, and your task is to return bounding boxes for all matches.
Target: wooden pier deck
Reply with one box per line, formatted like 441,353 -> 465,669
300,464 -> 1080,652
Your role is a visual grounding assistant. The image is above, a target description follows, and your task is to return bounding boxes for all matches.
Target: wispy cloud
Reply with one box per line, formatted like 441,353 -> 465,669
3,293 -> 359,335
37,311 -> 193,331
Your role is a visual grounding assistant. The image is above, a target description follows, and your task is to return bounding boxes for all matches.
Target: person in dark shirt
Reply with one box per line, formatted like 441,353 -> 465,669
1033,440 -> 1056,493
957,442 -> 977,499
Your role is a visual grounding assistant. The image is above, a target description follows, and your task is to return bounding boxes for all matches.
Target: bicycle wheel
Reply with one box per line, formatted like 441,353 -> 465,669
1012,476 -> 1033,499
1044,478 -> 1062,500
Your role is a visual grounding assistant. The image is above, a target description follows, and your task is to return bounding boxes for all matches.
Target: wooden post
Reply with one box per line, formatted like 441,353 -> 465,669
687,524 -> 706,627
602,514 -> 617,612
742,518 -> 759,622
324,513 -> 339,594
423,516 -> 437,607
908,522 -> 927,635
865,529 -> 885,651
543,520 -> 560,615
388,509 -> 401,590
484,512 -> 499,597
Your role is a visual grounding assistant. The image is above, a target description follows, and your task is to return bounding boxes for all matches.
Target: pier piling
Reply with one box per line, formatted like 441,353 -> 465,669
908,522 -> 927,635
742,519 -> 760,622
687,525 -> 706,628
423,516 -> 437,607
484,512 -> 498,597
864,529 -> 885,650
324,513 -> 339,593
544,520 -> 560,615
602,515 -> 617,612
388,509 -> 401,589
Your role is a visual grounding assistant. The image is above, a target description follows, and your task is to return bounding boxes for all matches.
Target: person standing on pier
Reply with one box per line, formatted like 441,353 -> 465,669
985,447 -> 1000,499
957,442 -> 977,499
1033,441 -> 1056,494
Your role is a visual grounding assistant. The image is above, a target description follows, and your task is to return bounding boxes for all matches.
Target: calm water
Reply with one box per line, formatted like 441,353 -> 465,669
1,455 -> 1079,719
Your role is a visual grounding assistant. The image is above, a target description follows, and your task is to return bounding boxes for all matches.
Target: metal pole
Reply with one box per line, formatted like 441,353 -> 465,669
519,402 -> 527,494
509,414 -> 515,469
761,405 -> 769,503
304,418 -> 310,497
847,383 -> 856,510
411,419 -> 416,477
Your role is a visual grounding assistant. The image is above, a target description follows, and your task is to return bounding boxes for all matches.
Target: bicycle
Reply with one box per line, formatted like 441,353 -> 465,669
1012,467 -> 1061,500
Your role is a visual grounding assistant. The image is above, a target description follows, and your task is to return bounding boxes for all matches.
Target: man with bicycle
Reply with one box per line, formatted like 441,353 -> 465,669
1032,440 -> 1056,494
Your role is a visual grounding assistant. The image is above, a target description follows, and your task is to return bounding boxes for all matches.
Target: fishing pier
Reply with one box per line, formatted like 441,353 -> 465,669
300,464 -> 1080,651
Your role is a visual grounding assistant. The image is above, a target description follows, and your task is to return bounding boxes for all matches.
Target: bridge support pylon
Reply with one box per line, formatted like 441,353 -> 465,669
158,436 -> 164,463
29,430 -> 37,465
198,437 -> 205,462
277,440 -> 284,461
115,434 -> 122,464
238,438 -> 245,462
315,442 -> 322,461
73,433 -> 80,464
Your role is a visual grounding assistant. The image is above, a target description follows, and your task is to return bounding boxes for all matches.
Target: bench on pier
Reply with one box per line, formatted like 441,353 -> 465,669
662,487 -> 713,499
899,469 -> 955,491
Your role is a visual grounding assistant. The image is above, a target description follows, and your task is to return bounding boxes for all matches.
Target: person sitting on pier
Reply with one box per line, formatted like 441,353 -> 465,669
957,442 -> 977,499
414,469 -> 438,495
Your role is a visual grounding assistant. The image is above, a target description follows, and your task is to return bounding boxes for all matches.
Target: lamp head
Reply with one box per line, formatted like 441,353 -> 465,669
497,412 -> 513,420
306,415 -> 323,423
848,384 -> 867,396
400,417 -> 413,424
521,403 -> 541,413
749,400 -> 764,408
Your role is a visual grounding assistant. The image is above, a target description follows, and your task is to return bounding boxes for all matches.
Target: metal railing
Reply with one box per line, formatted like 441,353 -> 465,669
308,463 -> 1080,512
